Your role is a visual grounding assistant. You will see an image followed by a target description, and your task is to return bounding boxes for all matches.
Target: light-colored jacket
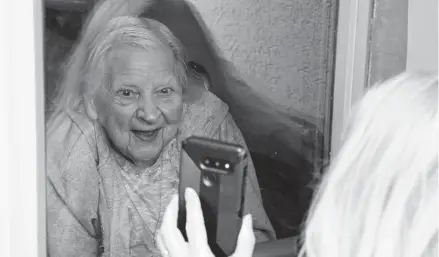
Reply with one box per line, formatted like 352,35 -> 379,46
46,91 -> 276,257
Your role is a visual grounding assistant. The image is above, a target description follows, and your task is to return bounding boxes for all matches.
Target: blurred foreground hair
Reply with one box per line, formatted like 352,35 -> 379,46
300,72 -> 438,257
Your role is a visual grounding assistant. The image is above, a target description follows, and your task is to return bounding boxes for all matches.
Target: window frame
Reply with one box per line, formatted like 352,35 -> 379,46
329,0 -> 373,158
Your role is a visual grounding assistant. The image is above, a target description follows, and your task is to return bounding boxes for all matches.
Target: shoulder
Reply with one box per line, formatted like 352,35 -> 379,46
179,91 -> 230,139
46,111 -> 101,224
46,110 -> 99,176
187,90 -> 229,114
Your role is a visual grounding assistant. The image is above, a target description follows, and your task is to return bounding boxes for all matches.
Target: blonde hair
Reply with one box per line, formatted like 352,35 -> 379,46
47,0 -> 187,131
299,72 -> 438,257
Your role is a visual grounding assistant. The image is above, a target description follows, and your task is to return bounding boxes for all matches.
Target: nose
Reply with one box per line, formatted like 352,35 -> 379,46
136,98 -> 161,124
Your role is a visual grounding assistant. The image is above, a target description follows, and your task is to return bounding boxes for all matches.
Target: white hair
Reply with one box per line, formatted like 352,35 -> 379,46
299,72 -> 438,257
47,0 -> 187,131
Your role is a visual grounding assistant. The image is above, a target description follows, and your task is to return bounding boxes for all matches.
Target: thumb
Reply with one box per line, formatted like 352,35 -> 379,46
230,214 -> 256,257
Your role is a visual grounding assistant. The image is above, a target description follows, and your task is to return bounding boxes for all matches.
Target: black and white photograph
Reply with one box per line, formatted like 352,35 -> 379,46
2,0 -> 438,256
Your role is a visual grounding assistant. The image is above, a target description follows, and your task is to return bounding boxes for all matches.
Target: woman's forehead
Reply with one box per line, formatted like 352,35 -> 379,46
110,46 -> 177,80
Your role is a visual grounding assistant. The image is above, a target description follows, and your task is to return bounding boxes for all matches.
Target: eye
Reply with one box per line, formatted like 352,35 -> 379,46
188,61 -> 207,76
117,88 -> 136,98
158,87 -> 174,96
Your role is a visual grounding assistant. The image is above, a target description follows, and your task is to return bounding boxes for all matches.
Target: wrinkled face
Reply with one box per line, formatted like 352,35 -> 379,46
90,45 -> 184,168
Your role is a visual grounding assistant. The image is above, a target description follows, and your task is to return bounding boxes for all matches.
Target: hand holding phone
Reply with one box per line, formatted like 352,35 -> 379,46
157,188 -> 256,257
177,136 -> 249,257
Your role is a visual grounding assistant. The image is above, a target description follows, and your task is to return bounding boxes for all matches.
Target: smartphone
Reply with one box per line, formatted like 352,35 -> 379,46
178,136 -> 248,257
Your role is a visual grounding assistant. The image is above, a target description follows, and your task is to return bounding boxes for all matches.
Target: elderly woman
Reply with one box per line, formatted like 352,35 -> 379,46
45,1 -> 275,256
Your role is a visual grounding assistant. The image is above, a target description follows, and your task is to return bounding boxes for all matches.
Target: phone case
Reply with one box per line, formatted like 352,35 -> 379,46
178,136 -> 248,257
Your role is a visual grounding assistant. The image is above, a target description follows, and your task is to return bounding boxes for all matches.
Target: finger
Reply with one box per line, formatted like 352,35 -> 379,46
157,230 -> 188,257
156,234 -> 168,255
184,187 -> 211,253
159,194 -> 188,256
230,214 -> 256,257
161,194 -> 179,230
156,232 -> 183,257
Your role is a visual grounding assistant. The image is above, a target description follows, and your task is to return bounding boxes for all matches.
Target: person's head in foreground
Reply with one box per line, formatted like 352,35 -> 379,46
300,71 -> 438,257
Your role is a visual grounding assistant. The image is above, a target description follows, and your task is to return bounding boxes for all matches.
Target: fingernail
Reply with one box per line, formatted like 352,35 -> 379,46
243,214 -> 255,242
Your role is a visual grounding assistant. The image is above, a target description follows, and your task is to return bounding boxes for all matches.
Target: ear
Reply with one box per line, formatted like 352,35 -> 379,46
84,96 -> 98,120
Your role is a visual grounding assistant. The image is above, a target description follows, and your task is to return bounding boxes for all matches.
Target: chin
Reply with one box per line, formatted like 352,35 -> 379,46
132,151 -> 162,165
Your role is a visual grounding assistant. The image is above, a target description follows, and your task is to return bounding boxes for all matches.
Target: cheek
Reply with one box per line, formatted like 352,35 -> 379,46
95,96 -> 137,134
160,96 -> 183,123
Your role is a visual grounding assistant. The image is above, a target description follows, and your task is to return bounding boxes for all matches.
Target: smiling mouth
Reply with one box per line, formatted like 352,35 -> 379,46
131,128 -> 161,141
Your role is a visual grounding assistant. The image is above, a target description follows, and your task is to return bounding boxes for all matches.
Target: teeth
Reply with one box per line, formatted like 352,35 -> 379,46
144,131 -> 155,136
134,129 -> 158,138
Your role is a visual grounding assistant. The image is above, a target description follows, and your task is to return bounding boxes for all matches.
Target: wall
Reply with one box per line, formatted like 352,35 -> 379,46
186,0 -> 337,119
406,0 -> 438,73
